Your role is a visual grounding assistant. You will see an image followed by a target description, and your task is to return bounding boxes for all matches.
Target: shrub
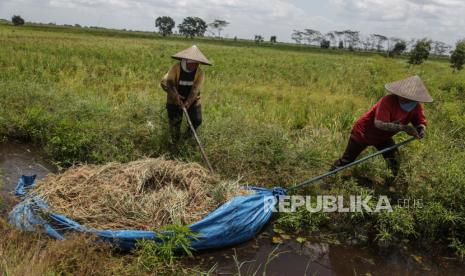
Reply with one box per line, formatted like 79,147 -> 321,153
409,39 -> 431,64
254,35 -> 264,44
320,40 -> 330,49
11,15 -> 25,26
451,39 -> 465,71
275,200 -> 330,233
134,224 -> 197,270
390,41 -> 407,57
375,206 -> 416,245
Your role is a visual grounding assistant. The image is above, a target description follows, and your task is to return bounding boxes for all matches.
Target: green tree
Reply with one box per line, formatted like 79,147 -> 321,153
451,39 -> 465,71
325,32 -> 337,47
303,29 -> 322,45
291,30 -> 304,44
11,15 -> 25,26
155,16 -> 175,36
344,30 -> 360,49
320,40 -> 330,49
371,34 -> 388,51
431,41 -> 451,56
390,41 -> 407,57
409,39 -> 431,65
208,19 -> 229,37
178,17 -> 207,38
334,31 -> 345,47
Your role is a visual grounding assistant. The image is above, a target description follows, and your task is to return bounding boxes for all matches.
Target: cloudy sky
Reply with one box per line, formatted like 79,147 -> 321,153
1,0 -> 464,45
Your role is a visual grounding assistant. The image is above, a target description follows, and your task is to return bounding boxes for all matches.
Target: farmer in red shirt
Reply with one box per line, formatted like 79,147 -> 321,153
332,76 -> 433,176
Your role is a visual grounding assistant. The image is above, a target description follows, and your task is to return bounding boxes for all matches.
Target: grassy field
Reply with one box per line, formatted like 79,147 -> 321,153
1,22 -> 465,273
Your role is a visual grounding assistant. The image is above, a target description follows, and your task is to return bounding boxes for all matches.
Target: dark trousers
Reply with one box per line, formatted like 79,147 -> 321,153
333,137 -> 400,176
166,103 -> 202,141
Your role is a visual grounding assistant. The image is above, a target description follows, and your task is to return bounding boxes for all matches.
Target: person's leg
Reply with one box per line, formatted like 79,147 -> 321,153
374,138 -> 400,176
166,104 -> 182,142
331,136 -> 368,170
186,104 -> 202,130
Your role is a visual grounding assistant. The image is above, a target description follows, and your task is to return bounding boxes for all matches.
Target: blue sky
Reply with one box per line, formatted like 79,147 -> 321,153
1,0 -> 464,45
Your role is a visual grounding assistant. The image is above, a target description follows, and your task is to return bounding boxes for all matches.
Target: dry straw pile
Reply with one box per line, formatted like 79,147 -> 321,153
32,158 -> 247,230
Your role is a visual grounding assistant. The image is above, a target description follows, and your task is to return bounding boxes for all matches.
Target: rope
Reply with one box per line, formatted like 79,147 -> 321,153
287,137 -> 416,191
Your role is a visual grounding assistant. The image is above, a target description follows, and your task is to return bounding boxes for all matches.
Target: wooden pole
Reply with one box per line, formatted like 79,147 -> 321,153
182,107 -> 214,173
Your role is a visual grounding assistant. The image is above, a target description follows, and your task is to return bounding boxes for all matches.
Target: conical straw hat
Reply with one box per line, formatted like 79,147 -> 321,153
172,45 -> 212,65
385,75 -> 433,103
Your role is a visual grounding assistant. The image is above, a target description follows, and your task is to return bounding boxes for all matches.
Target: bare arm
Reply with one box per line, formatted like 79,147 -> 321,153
374,119 -> 419,138
166,79 -> 180,96
374,119 -> 405,132
161,65 -> 184,106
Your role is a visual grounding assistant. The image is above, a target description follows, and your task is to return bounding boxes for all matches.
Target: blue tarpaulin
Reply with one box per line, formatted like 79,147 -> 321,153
9,175 -> 286,251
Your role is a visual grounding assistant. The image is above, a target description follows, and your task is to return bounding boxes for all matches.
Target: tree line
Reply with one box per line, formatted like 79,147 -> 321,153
155,16 -> 229,39
155,16 -> 277,43
291,29 -> 452,56
7,14 -> 465,71
291,28 -> 464,69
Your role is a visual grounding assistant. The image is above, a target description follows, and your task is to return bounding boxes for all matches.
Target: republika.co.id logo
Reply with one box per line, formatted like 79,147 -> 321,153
263,195 -> 406,213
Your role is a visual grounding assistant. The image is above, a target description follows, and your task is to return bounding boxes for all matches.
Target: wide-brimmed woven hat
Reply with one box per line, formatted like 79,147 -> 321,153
172,45 -> 212,65
385,75 -> 433,103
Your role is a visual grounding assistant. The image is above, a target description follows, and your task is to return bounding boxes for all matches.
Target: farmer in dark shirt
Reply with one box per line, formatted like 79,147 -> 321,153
160,45 -> 211,141
332,76 -> 433,176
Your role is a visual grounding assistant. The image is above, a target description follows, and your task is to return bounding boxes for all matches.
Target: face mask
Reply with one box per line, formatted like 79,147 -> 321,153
181,59 -> 197,73
400,101 -> 418,112
181,59 -> 192,72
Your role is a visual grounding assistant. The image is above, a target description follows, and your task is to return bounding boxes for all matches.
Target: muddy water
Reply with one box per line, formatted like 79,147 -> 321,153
193,226 -> 465,275
0,141 -> 55,192
1,141 -> 464,275
0,141 -> 55,216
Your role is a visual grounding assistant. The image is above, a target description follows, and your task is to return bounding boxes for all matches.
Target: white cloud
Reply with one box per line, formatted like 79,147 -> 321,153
0,0 -> 464,44
44,0 -> 303,24
1,0 -> 340,41
6,0 -> 308,38
329,0 -> 465,44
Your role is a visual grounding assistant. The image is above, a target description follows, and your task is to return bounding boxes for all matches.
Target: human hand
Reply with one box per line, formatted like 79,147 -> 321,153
403,125 -> 420,138
183,96 -> 200,109
416,125 -> 426,139
175,94 -> 185,106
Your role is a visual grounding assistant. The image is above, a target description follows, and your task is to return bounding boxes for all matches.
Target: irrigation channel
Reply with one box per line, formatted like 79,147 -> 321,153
1,141 -> 464,275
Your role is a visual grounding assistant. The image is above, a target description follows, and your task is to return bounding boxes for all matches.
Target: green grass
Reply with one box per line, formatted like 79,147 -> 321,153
0,219 -> 208,275
1,22 -> 465,270
0,171 -> 3,209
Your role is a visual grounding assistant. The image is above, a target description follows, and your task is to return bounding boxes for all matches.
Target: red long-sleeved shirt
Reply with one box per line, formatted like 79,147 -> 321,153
351,95 -> 427,145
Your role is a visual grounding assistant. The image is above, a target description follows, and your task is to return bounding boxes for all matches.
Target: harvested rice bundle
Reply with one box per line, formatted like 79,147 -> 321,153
32,158 -> 249,230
